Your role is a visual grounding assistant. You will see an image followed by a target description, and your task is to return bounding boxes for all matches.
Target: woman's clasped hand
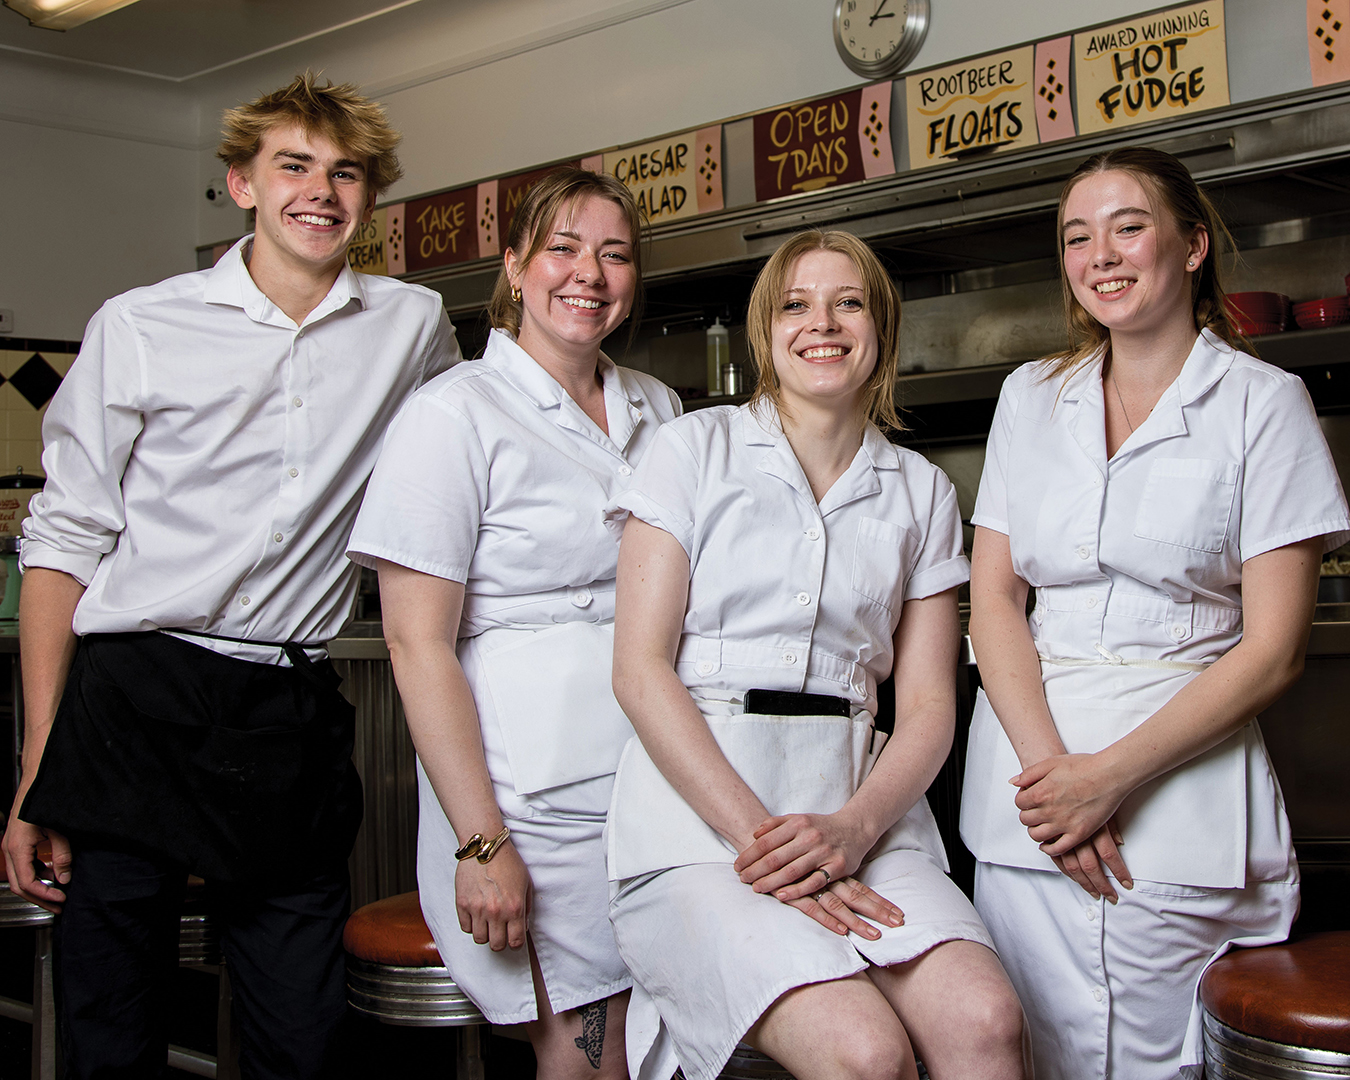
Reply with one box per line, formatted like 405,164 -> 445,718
733,812 -> 905,938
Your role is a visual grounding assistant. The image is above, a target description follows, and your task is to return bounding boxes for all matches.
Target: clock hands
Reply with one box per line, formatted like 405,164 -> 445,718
869,0 -> 895,26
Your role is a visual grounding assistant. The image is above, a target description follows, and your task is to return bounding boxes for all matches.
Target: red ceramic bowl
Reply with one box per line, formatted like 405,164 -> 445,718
1293,296 -> 1350,329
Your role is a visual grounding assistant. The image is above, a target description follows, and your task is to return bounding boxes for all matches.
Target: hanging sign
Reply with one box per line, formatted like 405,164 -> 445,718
604,126 -> 723,224
905,47 -> 1038,169
1308,0 -> 1350,87
404,185 -> 480,273
753,85 -> 894,202
1074,1 -> 1229,135
346,206 -> 389,275
1033,36 -> 1077,142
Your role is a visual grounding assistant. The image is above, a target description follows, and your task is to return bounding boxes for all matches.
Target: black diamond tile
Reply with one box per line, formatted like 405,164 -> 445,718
10,353 -> 62,409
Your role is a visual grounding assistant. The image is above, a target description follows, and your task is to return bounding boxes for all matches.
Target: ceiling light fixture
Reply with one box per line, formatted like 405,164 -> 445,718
3,0 -> 141,31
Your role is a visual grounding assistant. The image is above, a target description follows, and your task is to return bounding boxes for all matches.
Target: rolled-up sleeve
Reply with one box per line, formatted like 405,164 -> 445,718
20,301 -> 144,586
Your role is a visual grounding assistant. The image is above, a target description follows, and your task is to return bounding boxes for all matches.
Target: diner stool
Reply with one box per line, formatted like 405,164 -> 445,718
0,880 -> 56,1080
171,876 -> 240,1080
344,890 -> 487,1080
1200,931 -> 1350,1079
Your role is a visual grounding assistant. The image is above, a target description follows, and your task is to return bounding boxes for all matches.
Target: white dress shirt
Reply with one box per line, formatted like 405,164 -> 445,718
21,236 -> 458,661
608,402 -> 970,716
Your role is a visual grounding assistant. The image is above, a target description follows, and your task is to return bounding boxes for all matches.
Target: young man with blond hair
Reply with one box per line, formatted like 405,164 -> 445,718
2,73 -> 459,1079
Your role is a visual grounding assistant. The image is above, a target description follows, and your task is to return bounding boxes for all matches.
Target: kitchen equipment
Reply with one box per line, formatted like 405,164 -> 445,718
0,467 -> 44,540
706,318 -> 728,396
721,361 -> 745,396
0,536 -> 20,620
1293,295 -> 1350,330
1227,292 -> 1290,336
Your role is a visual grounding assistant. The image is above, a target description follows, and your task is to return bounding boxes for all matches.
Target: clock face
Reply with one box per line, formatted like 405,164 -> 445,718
834,0 -> 929,78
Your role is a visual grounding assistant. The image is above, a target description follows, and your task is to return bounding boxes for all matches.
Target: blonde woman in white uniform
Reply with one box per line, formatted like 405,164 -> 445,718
607,230 -> 1030,1080
961,147 -> 1350,1080
348,168 -> 679,1077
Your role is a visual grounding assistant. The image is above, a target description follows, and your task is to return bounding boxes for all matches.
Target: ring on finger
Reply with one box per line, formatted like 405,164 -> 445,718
816,867 -> 831,886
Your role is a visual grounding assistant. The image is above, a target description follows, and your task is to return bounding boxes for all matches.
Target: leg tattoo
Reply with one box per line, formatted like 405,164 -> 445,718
574,999 -> 607,1069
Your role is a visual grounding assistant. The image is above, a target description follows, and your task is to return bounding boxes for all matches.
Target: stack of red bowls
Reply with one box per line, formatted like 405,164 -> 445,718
1227,292 -> 1289,336
1292,295 -> 1350,329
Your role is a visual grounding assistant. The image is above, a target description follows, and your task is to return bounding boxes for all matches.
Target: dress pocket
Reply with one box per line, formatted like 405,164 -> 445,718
1134,457 -> 1238,553
851,516 -> 908,612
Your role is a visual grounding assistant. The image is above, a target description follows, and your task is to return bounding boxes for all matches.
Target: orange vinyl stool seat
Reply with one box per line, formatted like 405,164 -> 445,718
1199,931 -> 1350,1078
343,891 -> 485,1079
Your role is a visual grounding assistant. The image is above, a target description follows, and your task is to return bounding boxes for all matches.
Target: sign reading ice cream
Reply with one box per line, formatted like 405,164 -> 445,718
905,46 -> 1038,169
1074,1 -> 1230,134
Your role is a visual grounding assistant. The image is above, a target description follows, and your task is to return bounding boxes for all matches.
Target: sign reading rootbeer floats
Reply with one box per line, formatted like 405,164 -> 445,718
905,46 -> 1039,169
1075,1 -> 1229,134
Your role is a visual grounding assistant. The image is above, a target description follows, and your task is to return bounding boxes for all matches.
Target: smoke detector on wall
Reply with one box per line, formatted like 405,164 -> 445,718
205,179 -> 229,206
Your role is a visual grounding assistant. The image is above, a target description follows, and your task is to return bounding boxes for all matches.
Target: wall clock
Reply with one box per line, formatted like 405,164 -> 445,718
833,0 -> 929,78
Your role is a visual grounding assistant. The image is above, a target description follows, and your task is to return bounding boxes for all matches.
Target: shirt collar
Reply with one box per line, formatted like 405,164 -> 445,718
1058,328 -> 1236,407
483,328 -> 639,408
740,400 -> 898,466
201,235 -> 367,328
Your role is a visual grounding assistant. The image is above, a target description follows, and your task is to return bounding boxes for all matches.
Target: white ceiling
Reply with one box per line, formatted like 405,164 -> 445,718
0,0 -> 424,81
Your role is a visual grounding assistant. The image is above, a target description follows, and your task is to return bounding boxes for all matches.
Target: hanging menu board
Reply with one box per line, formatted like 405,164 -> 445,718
346,206 -> 389,275
905,46 -> 1039,169
753,84 -> 895,202
603,127 -> 723,224
1074,1 -> 1230,135
404,185 -> 480,273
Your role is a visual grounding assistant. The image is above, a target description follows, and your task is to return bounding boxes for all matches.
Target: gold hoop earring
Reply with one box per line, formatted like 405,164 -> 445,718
510,286 -> 521,302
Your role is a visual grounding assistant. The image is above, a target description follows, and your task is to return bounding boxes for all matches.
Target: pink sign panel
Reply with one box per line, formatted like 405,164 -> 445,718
1034,36 -> 1077,142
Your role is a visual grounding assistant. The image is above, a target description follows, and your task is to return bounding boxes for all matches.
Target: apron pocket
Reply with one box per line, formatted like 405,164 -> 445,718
480,621 -> 634,797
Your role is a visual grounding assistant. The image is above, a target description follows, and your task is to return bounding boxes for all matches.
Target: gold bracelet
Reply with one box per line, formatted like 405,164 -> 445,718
454,825 -> 511,864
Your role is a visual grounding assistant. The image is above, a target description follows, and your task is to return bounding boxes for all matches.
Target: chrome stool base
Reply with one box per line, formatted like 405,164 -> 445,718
0,882 -> 57,1080
1204,1012 -> 1350,1079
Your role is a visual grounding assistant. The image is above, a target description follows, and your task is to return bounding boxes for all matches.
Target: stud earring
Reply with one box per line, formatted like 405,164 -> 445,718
511,285 -> 521,302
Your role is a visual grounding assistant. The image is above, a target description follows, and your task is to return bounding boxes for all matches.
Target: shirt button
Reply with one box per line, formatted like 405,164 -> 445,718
240,596 -> 251,606
1085,597 -> 1098,609
292,396 -> 303,408
1086,907 -> 1097,921
1093,988 -> 1104,1002
805,528 -> 820,541
696,661 -> 714,675
782,652 -> 796,665
570,588 -> 593,607
795,592 -> 811,606
618,464 -> 633,476
289,467 -> 299,478
273,532 -> 284,543
1076,546 -> 1091,560
1172,624 -> 1187,639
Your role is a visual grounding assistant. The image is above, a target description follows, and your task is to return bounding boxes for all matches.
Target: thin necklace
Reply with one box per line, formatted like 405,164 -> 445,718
1110,370 -> 1138,432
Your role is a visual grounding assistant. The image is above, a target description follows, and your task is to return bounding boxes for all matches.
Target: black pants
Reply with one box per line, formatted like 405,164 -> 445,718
53,843 -> 351,1080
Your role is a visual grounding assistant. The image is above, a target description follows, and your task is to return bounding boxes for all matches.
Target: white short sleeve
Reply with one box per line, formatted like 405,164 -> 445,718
1238,372 -> 1350,560
971,365 -> 1026,536
904,473 -> 970,602
348,391 -> 489,582
607,422 -> 700,558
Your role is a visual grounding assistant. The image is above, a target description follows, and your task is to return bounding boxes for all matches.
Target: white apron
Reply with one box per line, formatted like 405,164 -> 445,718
960,655 -> 1297,1079
417,619 -> 638,1024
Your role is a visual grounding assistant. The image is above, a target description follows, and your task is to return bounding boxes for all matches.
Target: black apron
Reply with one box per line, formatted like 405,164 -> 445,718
21,631 -> 363,887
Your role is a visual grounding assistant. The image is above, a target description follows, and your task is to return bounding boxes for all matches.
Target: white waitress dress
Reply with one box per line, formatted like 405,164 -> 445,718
605,403 -> 998,1080
960,330 -> 1350,1080
348,328 -> 680,1024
